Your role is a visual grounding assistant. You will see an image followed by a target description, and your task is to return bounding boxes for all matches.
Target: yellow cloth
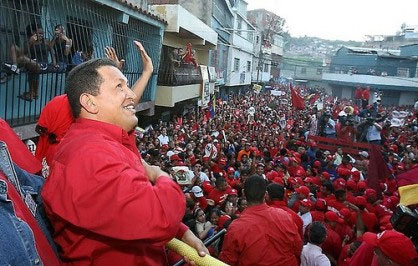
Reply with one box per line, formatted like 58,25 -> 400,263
398,183 -> 418,206
166,238 -> 228,266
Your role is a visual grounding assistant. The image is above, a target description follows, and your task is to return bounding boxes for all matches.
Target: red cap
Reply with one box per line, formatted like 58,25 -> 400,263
315,199 -> 327,211
203,156 -> 210,162
346,180 -> 357,191
266,170 -> 279,181
229,189 -> 238,196
338,167 -> 351,177
357,181 -> 367,190
295,177 -> 304,186
175,161 -> 186,166
227,167 -> 235,174
300,198 -> 313,208
170,154 -> 181,161
296,186 -> 310,197
325,211 -> 344,224
355,196 -> 367,207
304,177 -> 313,184
363,231 -> 418,265
333,178 -> 347,191
364,188 -> 377,199
313,161 -> 321,168
321,171 -> 330,180
219,158 -> 227,165
351,171 -> 361,182
340,208 -> 351,219
217,215 -> 231,230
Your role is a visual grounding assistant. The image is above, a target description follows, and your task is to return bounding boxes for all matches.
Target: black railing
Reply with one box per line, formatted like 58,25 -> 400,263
0,0 -> 163,127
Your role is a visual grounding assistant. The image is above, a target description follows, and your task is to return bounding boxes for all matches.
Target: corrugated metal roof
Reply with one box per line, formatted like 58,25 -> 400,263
345,46 -> 401,56
115,0 -> 167,24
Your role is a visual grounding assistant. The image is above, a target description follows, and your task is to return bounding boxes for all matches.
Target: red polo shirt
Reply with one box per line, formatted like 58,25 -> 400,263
42,118 -> 187,265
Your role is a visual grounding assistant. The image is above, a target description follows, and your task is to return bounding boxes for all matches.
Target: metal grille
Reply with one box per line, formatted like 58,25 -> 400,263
0,0 -> 163,127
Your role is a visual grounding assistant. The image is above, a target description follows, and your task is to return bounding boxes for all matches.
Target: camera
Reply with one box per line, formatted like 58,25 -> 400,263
391,205 -> 418,248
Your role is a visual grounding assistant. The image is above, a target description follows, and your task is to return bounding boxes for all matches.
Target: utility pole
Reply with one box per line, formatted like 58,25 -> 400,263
256,14 -> 280,84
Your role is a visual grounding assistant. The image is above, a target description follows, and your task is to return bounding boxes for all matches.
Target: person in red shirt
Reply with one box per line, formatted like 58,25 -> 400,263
311,198 -> 327,222
321,211 -> 343,264
220,175 -> 302,266
266,183 -> 304,239
42,56 -> 207,265
208,177 -> 232,206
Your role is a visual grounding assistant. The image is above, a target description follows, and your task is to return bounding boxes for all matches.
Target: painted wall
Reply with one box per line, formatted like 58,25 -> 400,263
226,47 -> 252,86
399,91 -> 418,106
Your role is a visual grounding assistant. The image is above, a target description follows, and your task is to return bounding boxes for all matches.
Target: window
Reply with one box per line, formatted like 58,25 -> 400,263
317,68 -> 323,75
301,67 -> 307,74
256,35 -> 260,44
264,63 -> 269,72
234,58 -> 240,71
248,31 -> 254,42
247,61 -> 251,72
397,67 -> 409,77
237,17 -> 242,36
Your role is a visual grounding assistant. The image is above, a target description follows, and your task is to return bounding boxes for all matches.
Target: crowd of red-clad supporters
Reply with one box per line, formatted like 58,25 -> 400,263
1,46 -> 418,265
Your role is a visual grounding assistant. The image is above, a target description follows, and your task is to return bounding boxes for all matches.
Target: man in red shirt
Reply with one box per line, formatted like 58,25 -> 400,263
220,175 -> 302,265
42,54 -> 206,265
208,176 -> 232,206
266,183 -> 304,239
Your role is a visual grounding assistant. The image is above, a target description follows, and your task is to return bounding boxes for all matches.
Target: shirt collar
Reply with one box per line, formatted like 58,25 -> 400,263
74,118 -> 134,145
242,202 -> 268,214
306,242 -> 323,252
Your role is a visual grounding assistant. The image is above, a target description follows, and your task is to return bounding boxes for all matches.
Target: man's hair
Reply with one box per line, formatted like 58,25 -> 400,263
334,189 -> 346,200
244,175 -> 267,204
266,183 -> 285,201
309,221 -> 327,245
215,176 -> 226,187
66,58 -> 118,118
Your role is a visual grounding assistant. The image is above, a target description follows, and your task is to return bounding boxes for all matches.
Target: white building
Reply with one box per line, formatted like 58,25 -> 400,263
225,0 -> 254,88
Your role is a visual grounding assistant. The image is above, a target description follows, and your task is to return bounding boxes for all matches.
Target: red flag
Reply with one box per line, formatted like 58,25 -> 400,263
366,145 -> 392,197
310,93 -> 320,104
290,84 -> 305,110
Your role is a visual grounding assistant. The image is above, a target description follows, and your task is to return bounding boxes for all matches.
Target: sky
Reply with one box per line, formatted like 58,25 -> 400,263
246,0 -> 418,41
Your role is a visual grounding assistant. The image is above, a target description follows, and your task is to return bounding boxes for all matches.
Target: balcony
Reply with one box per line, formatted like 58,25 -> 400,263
271,44 -> 283,56
0,0 -> 164,136
150,4 -> 217,47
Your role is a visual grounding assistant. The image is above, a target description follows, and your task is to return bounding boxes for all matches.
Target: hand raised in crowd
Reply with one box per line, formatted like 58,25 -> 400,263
133,40 -> 153,74
141,159 -> 169,183
105,46 -> 125,70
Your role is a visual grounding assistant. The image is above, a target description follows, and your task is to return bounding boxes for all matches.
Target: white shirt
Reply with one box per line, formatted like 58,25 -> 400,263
158,134 -> 169,145
301,243 -> 331,266
298,212 -> 312,235
199,172 -> 210,183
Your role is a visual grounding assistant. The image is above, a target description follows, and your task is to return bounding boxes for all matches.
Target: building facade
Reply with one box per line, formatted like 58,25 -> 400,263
247,8 -> 284,84
148,0 -> 218,120
0,0 -> 166,139
323,46 -> 418,106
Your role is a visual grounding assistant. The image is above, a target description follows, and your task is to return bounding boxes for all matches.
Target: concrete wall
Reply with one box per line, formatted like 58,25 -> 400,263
155,84 -> 201,107
341,87 -> 353,100
399,91 -> 418,106
178,0 -> 213,25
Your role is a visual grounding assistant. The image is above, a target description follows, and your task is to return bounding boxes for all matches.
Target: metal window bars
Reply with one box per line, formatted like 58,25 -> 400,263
0,0 -> 163,127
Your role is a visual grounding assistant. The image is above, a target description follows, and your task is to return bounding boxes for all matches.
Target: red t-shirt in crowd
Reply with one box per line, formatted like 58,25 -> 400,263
321,224 -> 342,262
220,203 -> 302,266
269,200 -> 304,239
208,186 -> 232,206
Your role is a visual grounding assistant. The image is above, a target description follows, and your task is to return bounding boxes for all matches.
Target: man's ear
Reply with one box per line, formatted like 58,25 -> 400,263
80,93 -> 98,114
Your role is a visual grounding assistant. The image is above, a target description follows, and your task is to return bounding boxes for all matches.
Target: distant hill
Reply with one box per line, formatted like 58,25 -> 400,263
284,36 -> 362,60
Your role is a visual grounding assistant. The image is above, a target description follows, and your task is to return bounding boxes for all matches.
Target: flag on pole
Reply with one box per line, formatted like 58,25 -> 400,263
396,166 -> 418,206
290,84 -> 305,110
366,145 -> 392,197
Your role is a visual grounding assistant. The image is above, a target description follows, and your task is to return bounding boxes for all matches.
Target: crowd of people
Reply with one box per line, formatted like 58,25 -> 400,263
1,33 -> 418,265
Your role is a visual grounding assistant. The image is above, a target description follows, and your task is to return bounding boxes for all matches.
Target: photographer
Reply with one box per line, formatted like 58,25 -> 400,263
338,115 -> 357,142
319,112 -> 336,139
358,116 -> 382,144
